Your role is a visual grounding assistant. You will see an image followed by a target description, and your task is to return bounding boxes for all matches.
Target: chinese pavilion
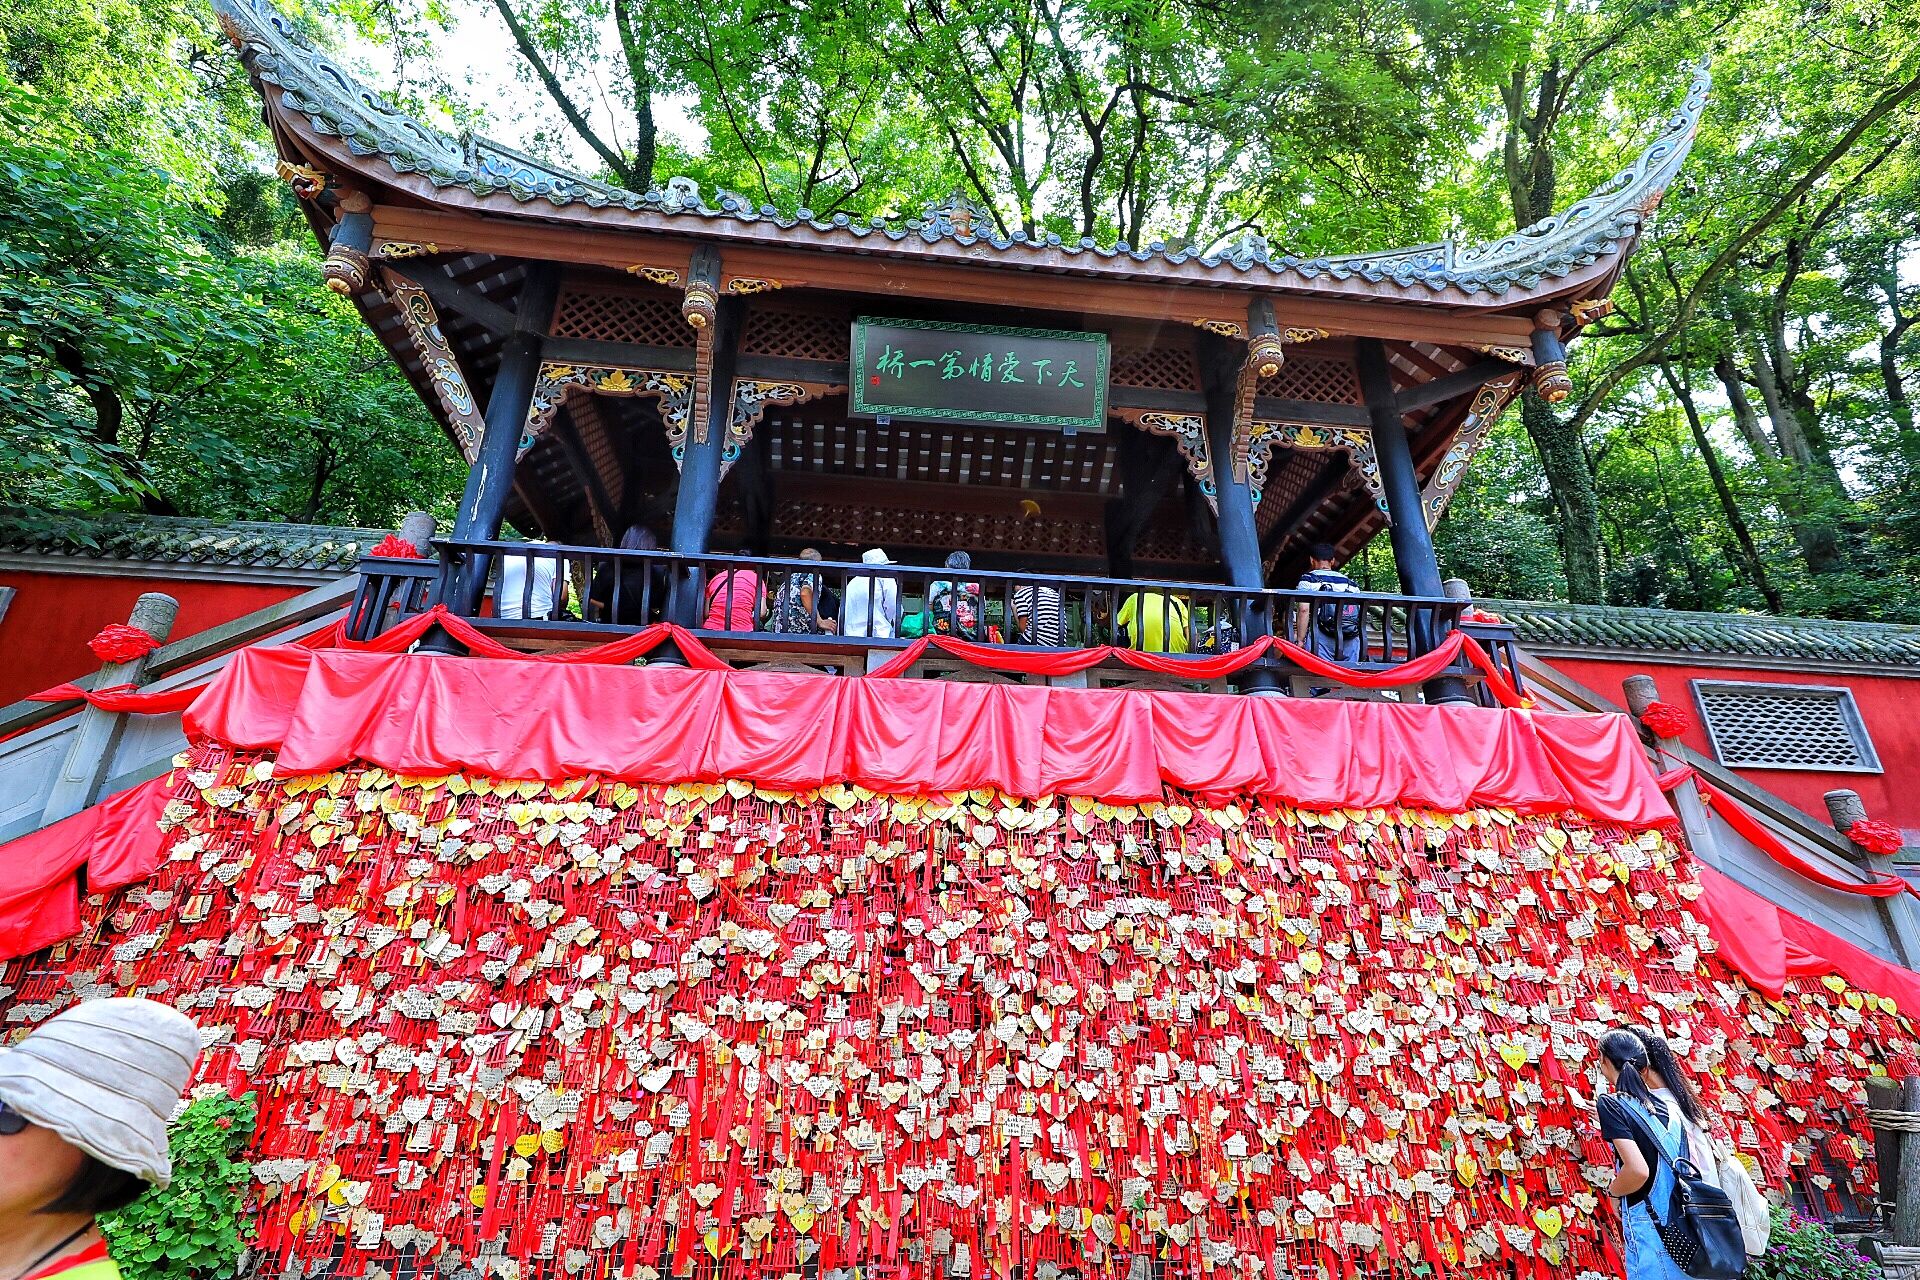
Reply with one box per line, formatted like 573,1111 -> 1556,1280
215,0 -> 1702,597
9,7 -> 1920,1280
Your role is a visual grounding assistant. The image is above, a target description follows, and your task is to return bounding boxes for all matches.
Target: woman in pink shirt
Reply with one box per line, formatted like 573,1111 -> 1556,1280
702,560 -> 764,631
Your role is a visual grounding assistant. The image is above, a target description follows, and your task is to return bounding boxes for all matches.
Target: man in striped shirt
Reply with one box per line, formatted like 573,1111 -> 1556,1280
1011,581 -> 1066,646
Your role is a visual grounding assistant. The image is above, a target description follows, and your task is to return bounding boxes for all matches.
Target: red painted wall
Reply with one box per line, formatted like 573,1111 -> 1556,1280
1544,653 -> 1920,835
0,569 -> 308,706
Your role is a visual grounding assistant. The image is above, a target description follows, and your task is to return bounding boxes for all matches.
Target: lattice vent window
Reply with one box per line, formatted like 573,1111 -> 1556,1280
1258,357 -> 1362,406
550,289 -> 690,348
1693,681 -> 1881,772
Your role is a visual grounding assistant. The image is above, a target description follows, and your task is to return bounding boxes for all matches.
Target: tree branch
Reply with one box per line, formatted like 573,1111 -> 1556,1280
487,0 -> 637,187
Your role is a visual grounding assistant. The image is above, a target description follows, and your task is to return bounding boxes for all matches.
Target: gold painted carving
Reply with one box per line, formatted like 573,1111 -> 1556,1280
524,363 -> 694,462
275,161 -> 327,199
726,278 -> 783,295
1570,297 -> 1615,326
1132,412 -> 1216,511
1533,360 -> 1572,404
628,265 -> 682,287
1192,318 -> 1244,338
1476,344 -> 1532,364
376,241 -> 440,260
1282,327 -> 1331,344
1420,374 -> 1522,529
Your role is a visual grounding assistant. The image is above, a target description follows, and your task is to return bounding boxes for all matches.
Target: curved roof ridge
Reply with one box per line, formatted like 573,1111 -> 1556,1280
212,0 -> 1709,298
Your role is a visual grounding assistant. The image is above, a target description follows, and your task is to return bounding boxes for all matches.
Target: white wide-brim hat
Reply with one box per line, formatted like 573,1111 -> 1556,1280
861,548 -> 894,565
0,997 -> 201,1186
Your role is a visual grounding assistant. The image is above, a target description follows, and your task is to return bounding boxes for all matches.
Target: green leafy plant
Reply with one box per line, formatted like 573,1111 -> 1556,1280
100,1090 -> 257,1280
1746,1207 -> 1883,1280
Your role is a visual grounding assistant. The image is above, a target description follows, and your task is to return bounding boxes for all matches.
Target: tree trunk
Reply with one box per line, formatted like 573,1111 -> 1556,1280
51,339 -> 124,448
611,0 -> 658,187
1521,390 -> 1604,602
1499,56 -> 1608,599
1712,354 -> 1777,463
1661,360 -> 1784,612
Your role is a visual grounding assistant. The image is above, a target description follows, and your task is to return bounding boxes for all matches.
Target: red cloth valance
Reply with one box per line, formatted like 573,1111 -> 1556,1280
869,631 -> 1534,707
0,775 -> 172,960
181,645 -> 1671,819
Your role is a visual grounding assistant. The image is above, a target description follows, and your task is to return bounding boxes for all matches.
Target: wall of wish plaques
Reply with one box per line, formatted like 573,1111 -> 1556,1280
3,743 -> 1914,1280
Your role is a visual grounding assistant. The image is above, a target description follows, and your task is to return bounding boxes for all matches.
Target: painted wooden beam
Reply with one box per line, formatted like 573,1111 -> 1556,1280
543,337 -> 698,371
1394,360 -> 1515,415
391,262 -> 518,336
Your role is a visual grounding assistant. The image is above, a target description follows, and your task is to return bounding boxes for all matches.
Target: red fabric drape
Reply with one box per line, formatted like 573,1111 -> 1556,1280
25,682 -> 203,714
0,775 -> 171,960
865,631 -> 1532,708
1660,765 -> 1914,898
1696,863 -> 1920,1013
179,645 -> 1675,821
22,606 -> 731,711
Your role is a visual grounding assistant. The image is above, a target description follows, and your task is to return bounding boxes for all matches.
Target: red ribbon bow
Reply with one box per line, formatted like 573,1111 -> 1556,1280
87,623 -> 160,665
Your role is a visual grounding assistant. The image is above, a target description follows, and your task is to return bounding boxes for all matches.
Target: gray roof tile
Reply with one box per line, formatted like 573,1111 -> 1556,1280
0,510 -> 379,573
1488,598 -> 1920,668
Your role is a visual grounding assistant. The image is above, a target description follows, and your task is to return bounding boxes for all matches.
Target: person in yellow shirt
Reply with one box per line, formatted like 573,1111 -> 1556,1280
0,998 -> 201,1280
1115,590 -> 1192,653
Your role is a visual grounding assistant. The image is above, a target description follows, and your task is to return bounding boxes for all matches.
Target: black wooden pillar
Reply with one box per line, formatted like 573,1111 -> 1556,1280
1355,337 -> 1470,704
667,295 -> 746,626
1197,333 -> 1278,692
450,264 -> 561,613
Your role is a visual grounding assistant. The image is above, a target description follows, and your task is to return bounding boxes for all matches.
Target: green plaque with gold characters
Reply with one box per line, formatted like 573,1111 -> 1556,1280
851,317 -> 1109,432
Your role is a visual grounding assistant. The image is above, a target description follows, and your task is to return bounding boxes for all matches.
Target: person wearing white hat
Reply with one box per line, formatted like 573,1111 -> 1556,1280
840,547 -> 903,638
0,998 -> 201,1280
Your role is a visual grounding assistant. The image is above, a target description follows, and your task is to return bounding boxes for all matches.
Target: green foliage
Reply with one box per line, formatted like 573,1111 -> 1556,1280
0,76 -> 463,527
1745,1208 -> 1882,1280
4,0 -> 1919,620
99,1091 -> 257,1280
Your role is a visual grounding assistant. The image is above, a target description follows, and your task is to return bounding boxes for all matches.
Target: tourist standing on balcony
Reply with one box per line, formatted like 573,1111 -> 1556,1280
1116,589 -> 1191,652
496,540 -> 568,620
842,548 -> 903,638
589,525 -> 665,625
769,548 -> 837,635
0,998 -> 202,1280
925,552 -> 984,640
1293,542 -> 1362,663
702,550 -> 765,632
1011,577 -> 1066,646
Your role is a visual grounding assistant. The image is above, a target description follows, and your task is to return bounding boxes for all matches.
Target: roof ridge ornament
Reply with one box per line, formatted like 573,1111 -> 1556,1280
919,192 -> 996,241
1450,60 -> 1712,278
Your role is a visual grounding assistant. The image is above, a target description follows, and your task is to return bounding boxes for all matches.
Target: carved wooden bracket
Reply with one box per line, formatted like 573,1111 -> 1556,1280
682,246 -> 722,330
380,270 -> 487,462
1115,409 -> 1216,512
521,362 -> 694,462
722,380 -> 844,480
1246,421 -> 1388,516
1417,373 -> 1523,530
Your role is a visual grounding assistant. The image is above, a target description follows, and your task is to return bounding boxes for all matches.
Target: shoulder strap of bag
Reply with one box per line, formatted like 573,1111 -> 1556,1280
1616,1095 -> 1685,1168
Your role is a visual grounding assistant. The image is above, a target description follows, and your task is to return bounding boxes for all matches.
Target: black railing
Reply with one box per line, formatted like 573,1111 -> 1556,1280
344,554 -> 441,640
347,539 -> 1524,701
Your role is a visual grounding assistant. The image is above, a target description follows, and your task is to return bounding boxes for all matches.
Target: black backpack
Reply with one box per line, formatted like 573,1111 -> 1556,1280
1303,572 -> 1361,637
1619,1097 -> 1749,1279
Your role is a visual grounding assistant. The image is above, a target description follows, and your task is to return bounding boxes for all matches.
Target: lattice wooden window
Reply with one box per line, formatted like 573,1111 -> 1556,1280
549,288 -> 690,348
1111,347 -> 1199,392
1259,357 -> 1362,405
1693,681 -> 1881,772
741,307 -> 851,362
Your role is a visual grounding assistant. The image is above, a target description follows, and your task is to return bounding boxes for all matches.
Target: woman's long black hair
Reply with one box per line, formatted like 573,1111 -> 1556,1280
1632,1025 -> 1704,1124
1598,1028 -> 1668,1121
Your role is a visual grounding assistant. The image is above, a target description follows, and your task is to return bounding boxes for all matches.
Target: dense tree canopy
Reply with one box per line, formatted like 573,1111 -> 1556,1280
3,0 -> 1918,619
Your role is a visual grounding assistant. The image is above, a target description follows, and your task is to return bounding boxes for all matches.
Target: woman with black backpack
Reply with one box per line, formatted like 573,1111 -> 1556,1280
1596,1028 -> 1748,1280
